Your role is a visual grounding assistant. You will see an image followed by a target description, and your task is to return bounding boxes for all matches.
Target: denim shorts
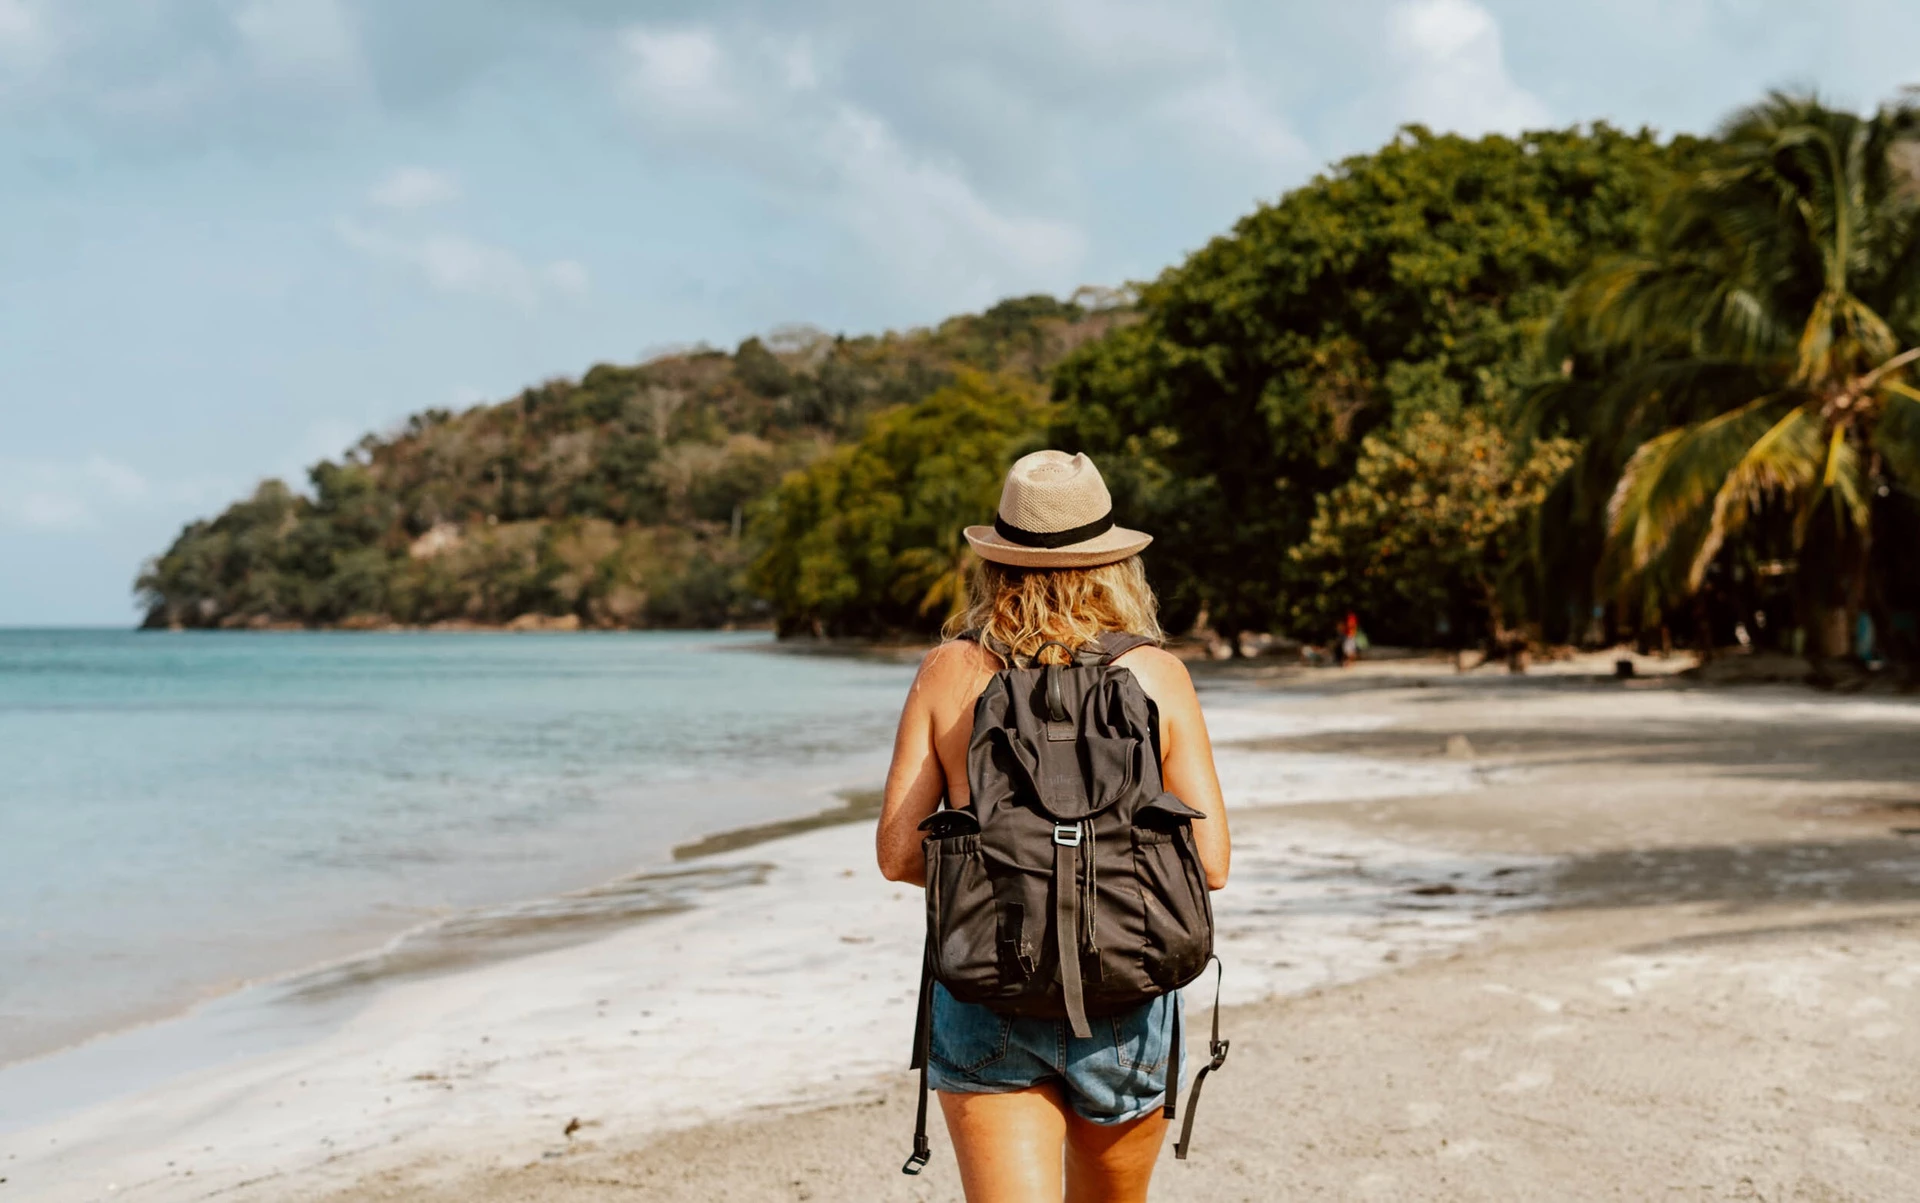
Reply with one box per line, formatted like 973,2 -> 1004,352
926,982 -> 1182,1125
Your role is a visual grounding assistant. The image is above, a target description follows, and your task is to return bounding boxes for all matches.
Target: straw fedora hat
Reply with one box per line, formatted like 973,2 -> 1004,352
963,450 -> 1152,569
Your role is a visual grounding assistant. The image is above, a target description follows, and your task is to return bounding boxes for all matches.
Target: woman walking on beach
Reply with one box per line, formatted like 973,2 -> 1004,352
877,450 -> 1231,1203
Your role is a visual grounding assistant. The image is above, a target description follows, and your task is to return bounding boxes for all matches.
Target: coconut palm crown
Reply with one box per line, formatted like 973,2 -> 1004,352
1534,92 -> 1920,655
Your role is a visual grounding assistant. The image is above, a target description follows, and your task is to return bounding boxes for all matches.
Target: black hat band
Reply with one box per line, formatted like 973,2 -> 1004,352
992,512 -> 1115,549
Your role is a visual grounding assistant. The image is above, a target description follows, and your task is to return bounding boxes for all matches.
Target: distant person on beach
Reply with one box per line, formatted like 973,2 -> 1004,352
878,451 -> 1231,1203
1338,611 -> 1366,667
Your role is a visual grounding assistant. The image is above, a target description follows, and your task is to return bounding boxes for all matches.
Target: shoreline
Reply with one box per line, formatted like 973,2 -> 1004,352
0,631 -> 916,1082
0,649 -> 1646,1076
8,665 -> 1918,1200
134,619 -> 780,634
0,684 -> 1507,1200
314,672 -> 1920,1203
0,785 -> 896,1118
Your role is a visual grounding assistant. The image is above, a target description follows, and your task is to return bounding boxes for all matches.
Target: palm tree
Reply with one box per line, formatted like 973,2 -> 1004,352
1535,92 -> 1920,658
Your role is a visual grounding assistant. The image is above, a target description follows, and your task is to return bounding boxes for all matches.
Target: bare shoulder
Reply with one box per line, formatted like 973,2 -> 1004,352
1112,645 -> 1198,707
912,638 -> 1000,703
920,637 -> 999,676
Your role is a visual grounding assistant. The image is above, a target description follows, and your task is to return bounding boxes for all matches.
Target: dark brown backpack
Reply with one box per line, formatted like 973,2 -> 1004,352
901,631 -> 1228,1175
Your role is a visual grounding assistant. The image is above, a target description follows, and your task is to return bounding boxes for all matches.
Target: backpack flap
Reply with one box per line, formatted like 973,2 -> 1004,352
977,668 -> 1149,823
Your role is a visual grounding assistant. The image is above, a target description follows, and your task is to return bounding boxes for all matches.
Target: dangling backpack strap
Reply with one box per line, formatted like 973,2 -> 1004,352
1173,956 -> 1228,1159
1053,821 -> 1093,1038
901,932 -> 935,1175
1164,994 -> 1181,1120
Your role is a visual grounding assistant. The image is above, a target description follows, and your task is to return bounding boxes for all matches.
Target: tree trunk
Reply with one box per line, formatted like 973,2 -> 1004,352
1215,622 -> 1242,660
1846,515 -> 1873,661
1808,604 -> 1851,658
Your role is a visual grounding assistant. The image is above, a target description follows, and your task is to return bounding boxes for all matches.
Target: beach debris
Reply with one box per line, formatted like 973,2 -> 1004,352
1445,734 -> 1476,759
1410,883 -> 1462,896
563,1117 -> 582,1139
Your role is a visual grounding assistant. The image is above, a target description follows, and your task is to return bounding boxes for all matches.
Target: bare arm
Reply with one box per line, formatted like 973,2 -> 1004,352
1120,648 -> 1231,889
875,643 -> 973,886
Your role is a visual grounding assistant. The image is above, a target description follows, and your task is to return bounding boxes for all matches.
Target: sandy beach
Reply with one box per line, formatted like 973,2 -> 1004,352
9,653 -> 1920,1201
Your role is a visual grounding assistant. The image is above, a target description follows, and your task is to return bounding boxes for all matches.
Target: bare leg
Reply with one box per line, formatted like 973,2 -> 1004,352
1063,1106 -> 1168,1203
938,1086 -> 1070,1203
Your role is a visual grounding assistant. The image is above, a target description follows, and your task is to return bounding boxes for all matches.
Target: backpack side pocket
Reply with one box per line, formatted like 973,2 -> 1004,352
1132,793 -> 1214,991
925,831 -> 1003,999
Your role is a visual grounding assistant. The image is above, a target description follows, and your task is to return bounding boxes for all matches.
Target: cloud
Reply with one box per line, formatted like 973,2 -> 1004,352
622,26 -> 733,117
0,0 -> 373,147
1159,74 -> 1311,177
368,166 -> 460,209
232,0 -> 366,91
0,455 -> 148,532
616,22 -> 1086,307
1387,0 -> 1551,134
0,0 -> 42,54
0,0 -> 56,93
335,218 -> 589,307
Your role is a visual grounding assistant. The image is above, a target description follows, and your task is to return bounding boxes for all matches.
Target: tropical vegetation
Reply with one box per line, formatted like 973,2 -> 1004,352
1286,412 -> 1577,648
1049,122 -> 1698,647
140,90 -> 1920,671
137,298 -> 1123,629
1528,92 -> 1920,663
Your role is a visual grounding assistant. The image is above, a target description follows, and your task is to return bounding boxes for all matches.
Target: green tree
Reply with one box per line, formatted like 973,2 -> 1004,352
1537,93 -> 1920,657
1288,411 -> 1576,646
751,371 -> 1051,636
1054,124 -> 1691,648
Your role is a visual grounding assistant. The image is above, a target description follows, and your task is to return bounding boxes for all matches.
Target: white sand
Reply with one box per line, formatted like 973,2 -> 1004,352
1,693 -> 1513,1201
11,668 -> 1920,1202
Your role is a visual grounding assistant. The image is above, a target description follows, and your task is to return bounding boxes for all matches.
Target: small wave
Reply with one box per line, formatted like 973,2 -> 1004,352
278,861 -> 772,1001
672,788 -> 882,860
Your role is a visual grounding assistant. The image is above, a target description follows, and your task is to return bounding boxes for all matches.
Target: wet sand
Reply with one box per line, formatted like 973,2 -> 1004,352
326,661 -> 1920,1203
15,656 -> 1920,1200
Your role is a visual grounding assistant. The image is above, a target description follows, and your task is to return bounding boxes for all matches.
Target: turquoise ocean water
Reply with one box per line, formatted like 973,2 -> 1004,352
0,630 -> 916,1073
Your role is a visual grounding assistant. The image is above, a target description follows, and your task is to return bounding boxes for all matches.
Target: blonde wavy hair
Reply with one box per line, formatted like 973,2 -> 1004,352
943,555 -> 1163,664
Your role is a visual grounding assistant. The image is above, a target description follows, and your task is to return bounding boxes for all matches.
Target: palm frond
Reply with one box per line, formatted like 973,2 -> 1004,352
1605,395 -> 1785,578
1689,403 -> 1823,584
1795,433 -> 1869,550
1876,384 -> 1920,485
1566,91 -> 1920,616
1827,435 -> 1871,527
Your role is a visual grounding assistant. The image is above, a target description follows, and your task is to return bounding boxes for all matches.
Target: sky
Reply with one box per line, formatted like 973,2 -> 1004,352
3,0 -> 1918,625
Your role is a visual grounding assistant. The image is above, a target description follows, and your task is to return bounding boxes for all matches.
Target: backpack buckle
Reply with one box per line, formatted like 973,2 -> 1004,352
1052,824 -> 1082,847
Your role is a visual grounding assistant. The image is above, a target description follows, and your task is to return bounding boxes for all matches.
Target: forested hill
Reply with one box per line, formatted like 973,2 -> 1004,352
150,107 -> 1912,664
137,295 -> 1128,629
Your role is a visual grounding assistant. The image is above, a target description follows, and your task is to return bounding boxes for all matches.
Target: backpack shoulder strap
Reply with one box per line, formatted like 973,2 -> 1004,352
1092,631 -> 1156,664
